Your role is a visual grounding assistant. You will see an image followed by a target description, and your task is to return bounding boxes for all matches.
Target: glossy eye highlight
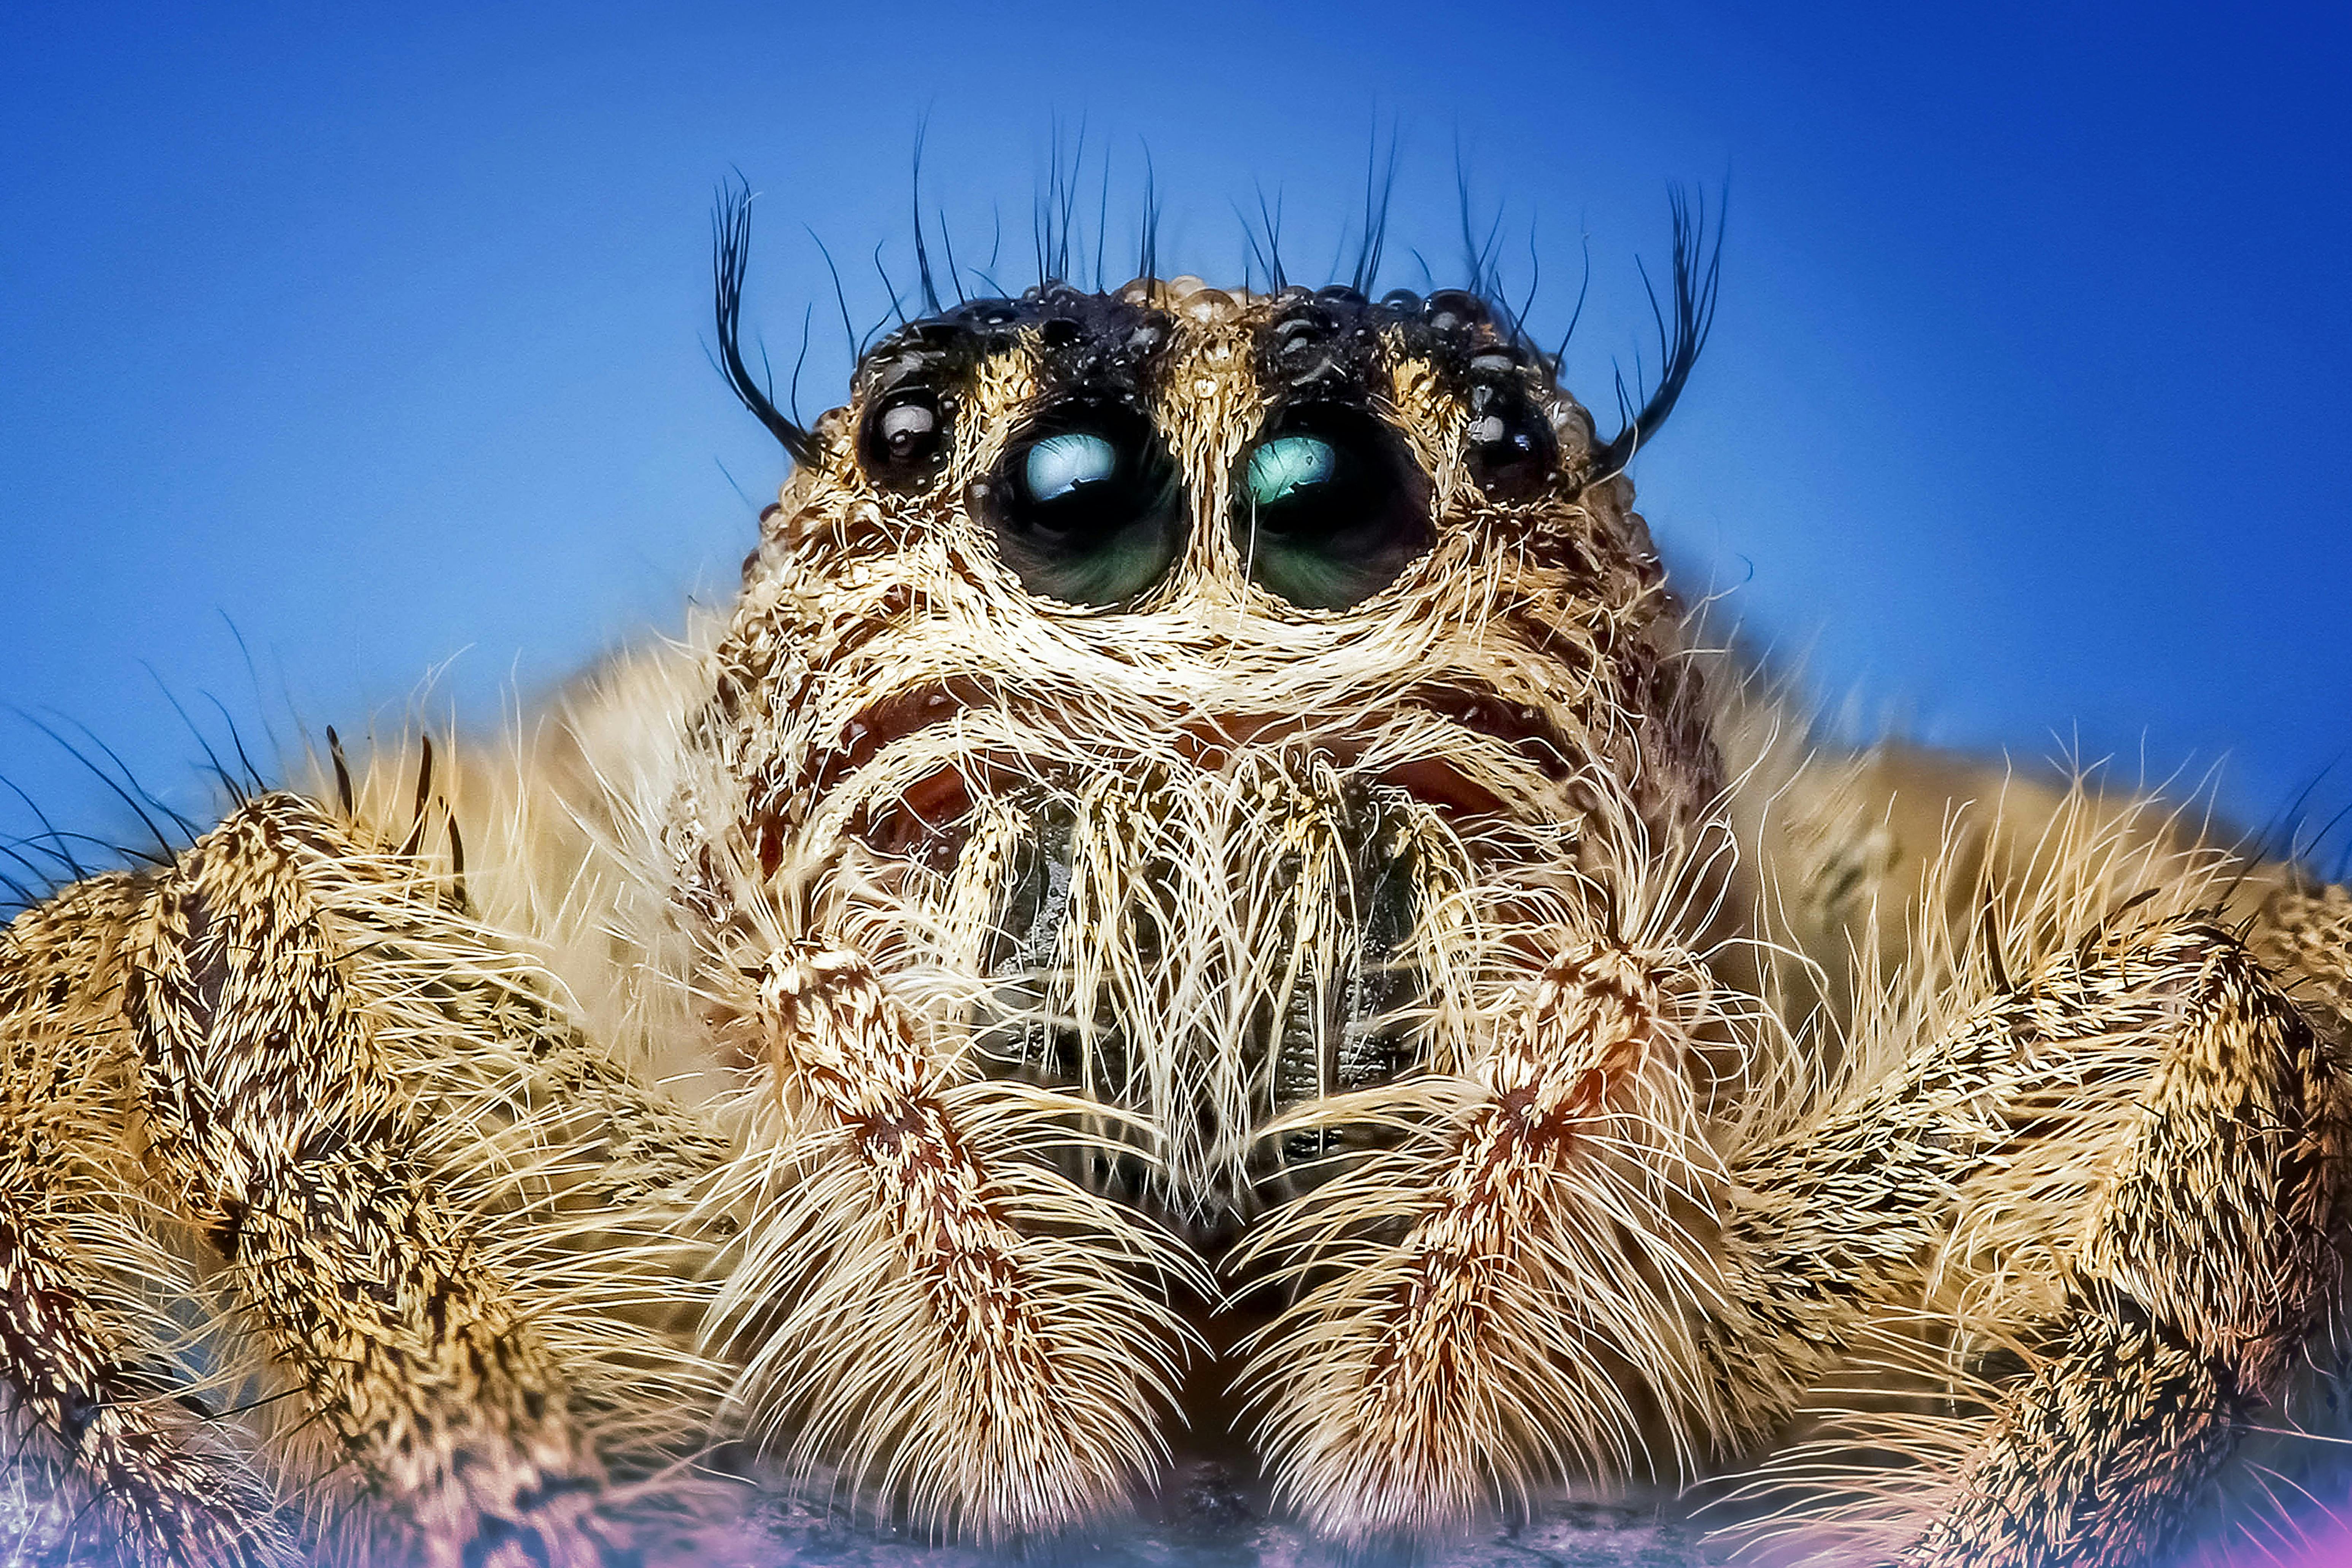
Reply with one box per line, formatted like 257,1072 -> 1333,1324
1246,436 -> 1338,508
1465,382 -> 1557,500
858,391 -> 949,490
977,405 -> 1184,607
1024,432 -> 1119,504
1233,408 -> 1433,610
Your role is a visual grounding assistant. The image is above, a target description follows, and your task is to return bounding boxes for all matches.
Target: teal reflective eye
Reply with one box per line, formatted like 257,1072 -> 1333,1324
1229,410 -> 1433,610
993,413 -> 1183,605
1246,435 -> 1337,508
1024,432 -> 1119,503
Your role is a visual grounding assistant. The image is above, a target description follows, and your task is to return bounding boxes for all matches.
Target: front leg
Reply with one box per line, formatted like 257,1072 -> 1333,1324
708,939 -> 1197,1540
1235,930 -> 1729,1542
1910,912 -> 2349,1568
2,877 -> 296,1568
1721,905 -> 2352,1568
126,795 -> 620,1567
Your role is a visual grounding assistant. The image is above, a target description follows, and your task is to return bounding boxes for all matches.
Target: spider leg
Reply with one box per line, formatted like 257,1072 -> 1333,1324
1720,906 -> 2352,1568
120,794 -> 630,1567
712,937 -> 1196,1541
1235,930 -> 1727,1543
2,878 -> 295,1568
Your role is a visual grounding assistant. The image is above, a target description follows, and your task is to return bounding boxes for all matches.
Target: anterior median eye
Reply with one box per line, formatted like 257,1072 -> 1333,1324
978,406 -> 1185,607
1233,408 -> 1434,611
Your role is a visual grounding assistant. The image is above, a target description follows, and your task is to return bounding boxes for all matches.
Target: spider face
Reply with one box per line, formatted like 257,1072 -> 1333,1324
672,276 -> 1726,1236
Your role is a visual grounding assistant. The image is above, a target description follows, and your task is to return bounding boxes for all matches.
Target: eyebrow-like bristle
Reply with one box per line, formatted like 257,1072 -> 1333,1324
710,178 -> 818,467
712,144 -> 1721,478
1136,148 -> 1161,286
911,122 -> 944,319
1590,184 -> 1725,481
1348,126 -> 1401,297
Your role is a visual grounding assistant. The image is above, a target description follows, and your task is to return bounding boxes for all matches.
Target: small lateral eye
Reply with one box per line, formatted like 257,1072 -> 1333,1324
1465,385 -> 1557,500
859,392 -> 949,489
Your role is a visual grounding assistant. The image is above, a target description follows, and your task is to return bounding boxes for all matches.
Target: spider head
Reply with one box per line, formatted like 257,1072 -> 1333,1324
683,270 -> 1728,1224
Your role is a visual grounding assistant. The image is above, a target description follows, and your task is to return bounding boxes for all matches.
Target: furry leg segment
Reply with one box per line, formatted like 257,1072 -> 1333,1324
1903,921 -> 2349,1568
123,796 -> 618,1568
2253,883 -> 2352,1042
733,940 -> 1190,1540
1240,933 -> 1720,1543
2,880 -> 295,1568
0,1195 -> 291,1568
1720,914 -> 2350,1568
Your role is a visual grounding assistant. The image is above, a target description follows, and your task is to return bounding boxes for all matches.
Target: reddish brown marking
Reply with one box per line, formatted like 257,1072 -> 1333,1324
1402,683 -> 1578,776
845,758 -> 1035,871
803,678 -> 991,807
791,678 -> 1583,837
1377,759 -> 1511,820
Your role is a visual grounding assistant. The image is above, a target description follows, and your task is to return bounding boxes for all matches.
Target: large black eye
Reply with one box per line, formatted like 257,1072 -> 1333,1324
858,390 -> 949,490
1233,406 -> 1433,610
977,404 -> 1183,606
1465,381 -> 1557,500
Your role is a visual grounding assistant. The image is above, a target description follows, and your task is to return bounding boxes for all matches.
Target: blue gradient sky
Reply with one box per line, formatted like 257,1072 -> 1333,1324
2,1 -> 2348,867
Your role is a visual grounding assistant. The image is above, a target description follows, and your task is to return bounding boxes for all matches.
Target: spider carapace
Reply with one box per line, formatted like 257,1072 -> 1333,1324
3,188 -> 2348,1568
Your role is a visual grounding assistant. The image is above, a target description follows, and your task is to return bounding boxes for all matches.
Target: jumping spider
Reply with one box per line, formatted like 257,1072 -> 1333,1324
2,185 -> 2346,1568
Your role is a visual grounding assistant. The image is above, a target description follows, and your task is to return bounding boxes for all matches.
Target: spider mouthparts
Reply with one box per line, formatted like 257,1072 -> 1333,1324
958,780 -> 1431,1229
1408,683 -> 1578,775
826,686 -> 1565,871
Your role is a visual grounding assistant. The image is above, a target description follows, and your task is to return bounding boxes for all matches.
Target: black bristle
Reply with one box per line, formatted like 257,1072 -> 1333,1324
200,693 -> 269,797
13,736 -> 171,869
1135,149 -> 1160,284
809,226 -> 858,367
786,302 -> 815,430
17,711 -> 186,863
1348,126 -> 1400,297
1453,159 -> 1506,303
64,718 -> 202,840
1553,233 -> 1594,372
218,615 -> 289,769
446,814 -> 469,911
911,123 -> 944,318
710,141 -> 1722,497
1507,221 -> 1542,356
1093,146 -> 1113,291
0,834 -> 62,896
936,209 -> 967,307
0,775 -> 88,880
396,734 -> 434,861
711,178 -> 818,467
872,239 -> 908,331
143,670 -> 246,809
326,726 -> 355,817
1591,184 -> 1726,480
1249,185 -> 1288,292
1055,122 -> 1085,282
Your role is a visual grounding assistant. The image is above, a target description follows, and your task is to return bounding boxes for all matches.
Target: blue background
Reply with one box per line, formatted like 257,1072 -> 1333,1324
3,8 -> 2352,1562
2,1 -> 2348,872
